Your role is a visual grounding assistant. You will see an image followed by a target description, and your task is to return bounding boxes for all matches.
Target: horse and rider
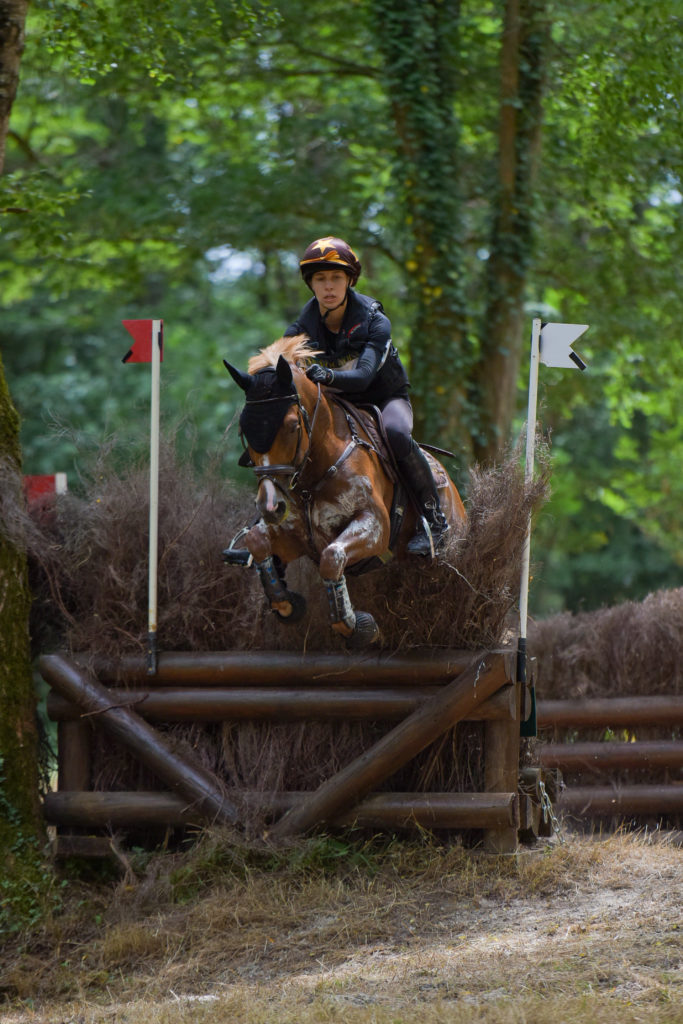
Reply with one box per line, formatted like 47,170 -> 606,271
285,236 -> 450,557
224,236 -> 465,647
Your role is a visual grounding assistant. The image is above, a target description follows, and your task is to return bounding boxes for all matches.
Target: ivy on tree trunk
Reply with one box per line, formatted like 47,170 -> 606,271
374,0 -> 471,454
472,0 -> 549,464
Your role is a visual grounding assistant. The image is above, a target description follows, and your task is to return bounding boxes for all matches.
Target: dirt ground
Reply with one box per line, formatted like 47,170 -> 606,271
1,829 -> 682,1024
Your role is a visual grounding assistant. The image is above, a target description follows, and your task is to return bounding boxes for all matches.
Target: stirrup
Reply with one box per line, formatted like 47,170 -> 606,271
406,516 -> 449,558
222,526 -> 253,567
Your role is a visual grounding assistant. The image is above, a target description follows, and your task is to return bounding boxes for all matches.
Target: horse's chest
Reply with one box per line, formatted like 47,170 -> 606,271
311,475 -> 375,536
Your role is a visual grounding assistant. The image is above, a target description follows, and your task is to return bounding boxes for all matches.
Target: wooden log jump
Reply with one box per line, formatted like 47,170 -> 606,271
74,650 -> 488,687
558,785 -> 683,816
41,648 -> 525,846
539,740 -> 683,772
46,684 -> 518,723
43,790 -> 519,831
537,695 -> 683,729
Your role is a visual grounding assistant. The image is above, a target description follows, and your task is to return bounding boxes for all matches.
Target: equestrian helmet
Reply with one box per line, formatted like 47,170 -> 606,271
299,236 -> 362,288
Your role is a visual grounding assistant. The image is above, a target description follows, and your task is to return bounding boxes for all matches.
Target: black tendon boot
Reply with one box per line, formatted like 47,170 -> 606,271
398,440 -> 450,557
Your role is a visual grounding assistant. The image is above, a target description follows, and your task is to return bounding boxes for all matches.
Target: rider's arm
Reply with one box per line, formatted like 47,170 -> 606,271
308,307 -> 392,392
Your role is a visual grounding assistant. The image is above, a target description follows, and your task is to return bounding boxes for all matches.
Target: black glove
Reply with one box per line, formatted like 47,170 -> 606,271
306,363 -> 334,386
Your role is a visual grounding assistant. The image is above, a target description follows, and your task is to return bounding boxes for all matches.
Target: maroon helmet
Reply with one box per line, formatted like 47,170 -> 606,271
299,236 -> 362,288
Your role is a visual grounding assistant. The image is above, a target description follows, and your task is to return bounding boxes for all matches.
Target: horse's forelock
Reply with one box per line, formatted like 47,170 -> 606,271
247,335 -> 318,374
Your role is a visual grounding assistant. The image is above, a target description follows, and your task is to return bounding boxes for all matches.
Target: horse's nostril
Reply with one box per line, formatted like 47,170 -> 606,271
262,498 -> 287,524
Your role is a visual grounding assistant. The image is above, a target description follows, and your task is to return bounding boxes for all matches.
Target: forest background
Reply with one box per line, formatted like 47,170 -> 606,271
1,0 -> 682,616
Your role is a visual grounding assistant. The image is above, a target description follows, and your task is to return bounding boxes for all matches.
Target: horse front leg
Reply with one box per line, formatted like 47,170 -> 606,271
318,509 -> 387,647
244,520 -> 307,623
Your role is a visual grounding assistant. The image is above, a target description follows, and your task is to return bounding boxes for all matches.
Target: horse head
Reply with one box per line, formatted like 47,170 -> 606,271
224,339 -> 318,525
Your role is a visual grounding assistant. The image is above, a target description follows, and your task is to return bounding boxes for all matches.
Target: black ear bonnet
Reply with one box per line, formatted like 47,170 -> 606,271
238,367 -> 298,453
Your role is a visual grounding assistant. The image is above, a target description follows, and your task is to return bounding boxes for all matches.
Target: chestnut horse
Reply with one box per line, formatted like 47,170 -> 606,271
224,336 -> 466,648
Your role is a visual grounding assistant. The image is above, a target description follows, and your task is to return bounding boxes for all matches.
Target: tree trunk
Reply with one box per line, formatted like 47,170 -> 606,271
472,0 -> 549,464
0,2 -> 47,929
0,0 -> 29,174
374,0 -> 470,455
0,352 -> 45,875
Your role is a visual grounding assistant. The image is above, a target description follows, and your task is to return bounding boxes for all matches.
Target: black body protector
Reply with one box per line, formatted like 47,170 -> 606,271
284,290 -> 409,407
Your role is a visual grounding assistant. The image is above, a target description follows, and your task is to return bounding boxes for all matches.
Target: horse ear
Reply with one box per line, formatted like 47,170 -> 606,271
223,359 -> 251,392
276,355 -> 293,389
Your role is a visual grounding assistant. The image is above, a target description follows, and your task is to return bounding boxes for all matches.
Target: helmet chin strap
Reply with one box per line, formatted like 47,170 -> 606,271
321,287 -> 350,322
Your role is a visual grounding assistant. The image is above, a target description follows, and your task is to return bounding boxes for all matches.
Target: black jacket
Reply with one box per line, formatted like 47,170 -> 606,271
284,290 -> 410,407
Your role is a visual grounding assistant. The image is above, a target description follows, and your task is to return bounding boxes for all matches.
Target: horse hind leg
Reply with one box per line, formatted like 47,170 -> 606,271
255,555 -> 307,623
324,575 -> 380,648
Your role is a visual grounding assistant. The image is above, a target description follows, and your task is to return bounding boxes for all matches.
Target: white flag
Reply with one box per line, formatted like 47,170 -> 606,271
540,322 -> 589,370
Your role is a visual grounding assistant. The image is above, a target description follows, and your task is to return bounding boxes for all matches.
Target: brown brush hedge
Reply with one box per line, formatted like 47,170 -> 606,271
529,588 -> 683,700
27,441 -> 549,657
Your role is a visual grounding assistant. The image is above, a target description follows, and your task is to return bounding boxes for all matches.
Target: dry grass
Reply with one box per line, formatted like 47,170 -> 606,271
1,831 -> 681,1023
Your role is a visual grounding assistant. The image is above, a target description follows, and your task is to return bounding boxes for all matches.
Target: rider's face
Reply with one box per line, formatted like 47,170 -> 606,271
310,269 -> 349,312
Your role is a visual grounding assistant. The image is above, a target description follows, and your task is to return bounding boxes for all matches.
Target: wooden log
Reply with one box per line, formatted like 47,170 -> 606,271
74,649 -> 512,687
58,720 -> 92,791
539,740 -> 683,772
558,785 -> 683,816
38,654 -> 240,827
484,709 -> 521,853
43,790 -> 519,831
46,683 -> 518,724
52,835 -> 115,859
537,695 -> 683,729
270,651 -> 512,838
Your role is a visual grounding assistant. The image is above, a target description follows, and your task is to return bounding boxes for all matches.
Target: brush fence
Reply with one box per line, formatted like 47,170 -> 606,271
537,696 -> 683,826
39,648 -> 549,855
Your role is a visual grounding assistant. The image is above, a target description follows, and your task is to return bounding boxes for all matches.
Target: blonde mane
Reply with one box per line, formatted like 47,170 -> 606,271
247,334 -> 319,374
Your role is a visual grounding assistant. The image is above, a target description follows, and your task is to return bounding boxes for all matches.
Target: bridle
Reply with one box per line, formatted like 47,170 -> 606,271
240,379 -> 365,547
241,385 -> 322,494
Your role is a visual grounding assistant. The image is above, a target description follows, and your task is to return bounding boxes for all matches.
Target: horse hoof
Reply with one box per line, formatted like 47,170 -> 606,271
346,611 -> 380,649
273,591 -> 307,623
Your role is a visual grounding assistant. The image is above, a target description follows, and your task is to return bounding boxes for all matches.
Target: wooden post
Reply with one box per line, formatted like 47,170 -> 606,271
484,716 -> 520,852
270,652 -> 512,838
39,654 -> 241,827
57,720 -> 92,792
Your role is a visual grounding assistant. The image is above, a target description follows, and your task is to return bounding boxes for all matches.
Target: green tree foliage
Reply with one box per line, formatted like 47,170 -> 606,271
1,0 -> 681,613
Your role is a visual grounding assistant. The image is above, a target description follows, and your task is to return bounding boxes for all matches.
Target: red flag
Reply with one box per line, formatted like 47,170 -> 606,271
23,473 -> 68,505
122,319 -> 164,363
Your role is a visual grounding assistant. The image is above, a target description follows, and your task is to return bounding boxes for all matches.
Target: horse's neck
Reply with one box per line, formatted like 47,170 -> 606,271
302,387 -> 343,470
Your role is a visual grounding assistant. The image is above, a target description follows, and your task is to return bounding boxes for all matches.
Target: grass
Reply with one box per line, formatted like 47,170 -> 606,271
1,829 -> 681,1023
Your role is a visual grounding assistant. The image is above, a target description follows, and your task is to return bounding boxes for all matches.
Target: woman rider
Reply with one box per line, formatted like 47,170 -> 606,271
284,236 -> 449,556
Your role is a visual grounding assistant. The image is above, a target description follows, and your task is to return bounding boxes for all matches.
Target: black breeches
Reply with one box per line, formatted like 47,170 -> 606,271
380,397 -> 414,461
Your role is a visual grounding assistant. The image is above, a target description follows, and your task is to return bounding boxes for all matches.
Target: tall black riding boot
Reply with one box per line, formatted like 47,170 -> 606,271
397,440 -> 450,557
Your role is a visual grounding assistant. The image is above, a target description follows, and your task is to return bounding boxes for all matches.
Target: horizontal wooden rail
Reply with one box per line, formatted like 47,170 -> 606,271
43,790 -> 519,831
539,740 -> 683,772
46,684 -> 517,724
537,695 -> 683,729
73,649 -> 514,688
558,785 -> 683,816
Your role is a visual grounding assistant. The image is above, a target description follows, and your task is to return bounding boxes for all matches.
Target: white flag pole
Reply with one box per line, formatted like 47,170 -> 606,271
147,318 -> 162,675
519,316 -> 541,643
518,317 -> 542,735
